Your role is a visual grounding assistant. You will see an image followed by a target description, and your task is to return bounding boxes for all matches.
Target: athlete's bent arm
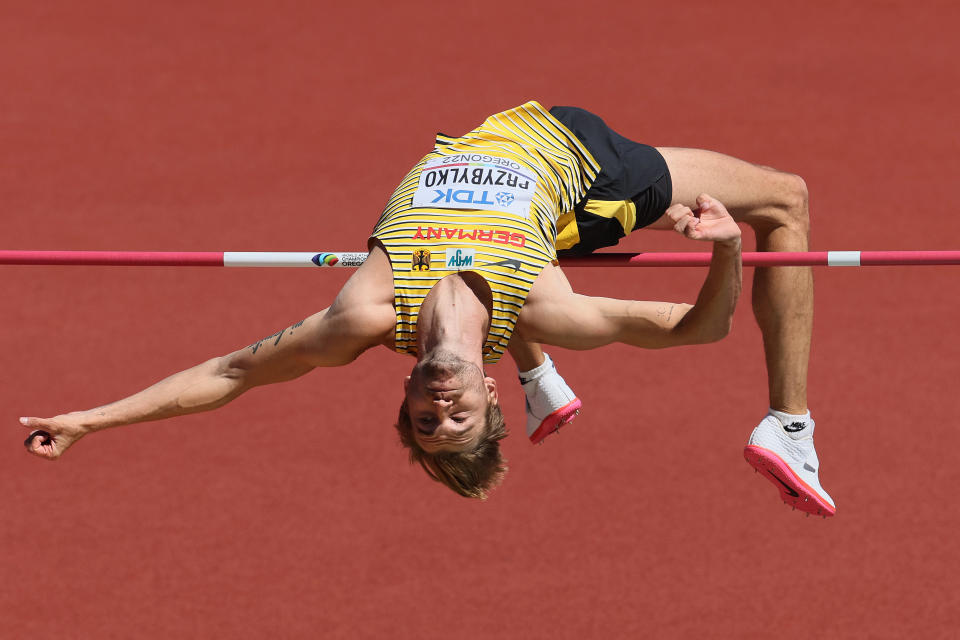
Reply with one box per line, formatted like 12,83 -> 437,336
518,194 -> 742,350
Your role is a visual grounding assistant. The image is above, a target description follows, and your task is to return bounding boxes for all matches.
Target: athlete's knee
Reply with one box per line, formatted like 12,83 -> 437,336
782,173 -> 809,229
771,172 -> 809,231
746,170 -> 809,236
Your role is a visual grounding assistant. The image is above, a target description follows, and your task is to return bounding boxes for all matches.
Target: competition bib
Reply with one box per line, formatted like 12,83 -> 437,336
412,153 -> 538,216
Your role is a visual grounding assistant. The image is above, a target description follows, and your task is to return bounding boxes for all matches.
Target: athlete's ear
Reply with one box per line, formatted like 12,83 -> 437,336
403,376 -> 411,393
483,376 -> 499,405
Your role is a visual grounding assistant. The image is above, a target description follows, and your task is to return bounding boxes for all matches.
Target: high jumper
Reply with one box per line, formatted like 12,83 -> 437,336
20,102 -> 833,516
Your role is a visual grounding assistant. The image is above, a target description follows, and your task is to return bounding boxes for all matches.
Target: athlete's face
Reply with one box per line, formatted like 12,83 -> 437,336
404,350 -> 498,454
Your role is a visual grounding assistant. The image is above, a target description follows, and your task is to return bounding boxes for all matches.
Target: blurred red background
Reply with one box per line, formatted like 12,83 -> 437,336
2,2 -> 958,637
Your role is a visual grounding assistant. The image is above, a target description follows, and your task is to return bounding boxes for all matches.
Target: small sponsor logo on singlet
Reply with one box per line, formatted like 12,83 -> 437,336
445,248 -> 476,270
411,248 -> 431,271
484,258 -> 522,272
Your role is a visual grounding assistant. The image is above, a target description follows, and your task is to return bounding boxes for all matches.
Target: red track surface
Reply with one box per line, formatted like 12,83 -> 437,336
3,2 -> 959,638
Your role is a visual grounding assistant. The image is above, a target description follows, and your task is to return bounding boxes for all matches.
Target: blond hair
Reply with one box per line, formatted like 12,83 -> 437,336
394,399 -> 508,499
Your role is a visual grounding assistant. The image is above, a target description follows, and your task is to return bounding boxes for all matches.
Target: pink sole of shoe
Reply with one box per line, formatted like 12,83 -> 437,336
529,398 -> 582,445
744,445 -> 836,517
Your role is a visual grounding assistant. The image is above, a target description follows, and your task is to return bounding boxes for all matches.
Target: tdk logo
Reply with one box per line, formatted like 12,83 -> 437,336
446,248 -> 476,269
431,189 -> 496,206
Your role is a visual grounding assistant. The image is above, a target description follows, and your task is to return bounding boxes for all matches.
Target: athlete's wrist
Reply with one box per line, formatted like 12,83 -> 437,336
67,409 -> 108,433
713,236 -> 742,253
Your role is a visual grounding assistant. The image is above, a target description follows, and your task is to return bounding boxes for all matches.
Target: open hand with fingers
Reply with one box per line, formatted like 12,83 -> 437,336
666,194 -> 741,245
20,415 -> 88,460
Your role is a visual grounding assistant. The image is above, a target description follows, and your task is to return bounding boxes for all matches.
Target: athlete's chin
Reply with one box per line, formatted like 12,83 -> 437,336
415,350 -> 475,378
414,363 -> 460,386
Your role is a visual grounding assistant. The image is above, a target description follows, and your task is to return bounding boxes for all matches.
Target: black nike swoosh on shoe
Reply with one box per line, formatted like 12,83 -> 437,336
768,472 -> 800,498
803,463 -> 818,473
484,258 -> 522,271
784,422 -> 807,433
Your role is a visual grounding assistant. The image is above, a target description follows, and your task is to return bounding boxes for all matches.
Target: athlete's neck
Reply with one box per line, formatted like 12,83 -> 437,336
417,272 -> 492,365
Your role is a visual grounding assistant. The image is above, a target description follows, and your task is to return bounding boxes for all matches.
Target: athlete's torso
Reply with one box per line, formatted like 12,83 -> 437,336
370,101 -> 599,363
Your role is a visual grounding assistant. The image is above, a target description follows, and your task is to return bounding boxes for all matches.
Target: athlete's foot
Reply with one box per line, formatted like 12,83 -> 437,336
744,410 -> 836,517
520,353 -> 581,444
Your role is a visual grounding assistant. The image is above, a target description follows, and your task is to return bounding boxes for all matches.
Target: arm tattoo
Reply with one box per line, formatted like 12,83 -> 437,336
249,319 -> 307,354
657,304 -> 676,323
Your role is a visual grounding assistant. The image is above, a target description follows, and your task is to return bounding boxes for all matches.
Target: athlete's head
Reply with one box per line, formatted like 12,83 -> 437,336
395,349 -> 507,499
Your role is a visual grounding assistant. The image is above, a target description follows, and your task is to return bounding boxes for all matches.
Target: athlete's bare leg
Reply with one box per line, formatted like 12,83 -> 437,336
652,148 -> 811,414
508,339 -> 545,372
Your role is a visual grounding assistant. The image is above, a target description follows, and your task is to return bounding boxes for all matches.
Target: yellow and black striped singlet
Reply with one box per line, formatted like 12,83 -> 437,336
370,101 -> 600,363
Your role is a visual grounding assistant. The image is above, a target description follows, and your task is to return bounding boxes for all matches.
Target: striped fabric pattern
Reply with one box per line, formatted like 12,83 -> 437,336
370,101 -> 599,363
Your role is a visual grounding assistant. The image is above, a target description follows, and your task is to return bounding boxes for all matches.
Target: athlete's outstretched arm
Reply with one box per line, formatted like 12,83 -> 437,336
518,194 -> 742,350
21,247 -> 396,460
21,305 -> 394,461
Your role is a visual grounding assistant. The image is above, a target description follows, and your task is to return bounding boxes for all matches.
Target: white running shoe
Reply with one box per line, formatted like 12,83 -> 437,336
744,411 -> 836,517
520,354 -> 581,445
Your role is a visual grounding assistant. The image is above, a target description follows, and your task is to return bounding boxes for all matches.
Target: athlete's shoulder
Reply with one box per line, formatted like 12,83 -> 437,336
514,263 -> 566,331
525,261 -> 570,299
326,244 -> 395,342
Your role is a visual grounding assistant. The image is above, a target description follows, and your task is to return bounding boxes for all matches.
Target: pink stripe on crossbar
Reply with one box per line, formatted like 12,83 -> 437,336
2,250 -> 960,267
0,251 -> 225,266
563,251 -> 960,267
562,252 -> 832,266
859,251 -> 960,265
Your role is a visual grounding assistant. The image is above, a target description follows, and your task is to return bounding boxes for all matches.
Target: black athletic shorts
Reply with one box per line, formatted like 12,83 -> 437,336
549,106 -> 673,256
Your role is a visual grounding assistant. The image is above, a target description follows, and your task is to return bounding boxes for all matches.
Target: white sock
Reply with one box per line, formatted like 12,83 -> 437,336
769,408 -> 815,440
518,353 -> 554,385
